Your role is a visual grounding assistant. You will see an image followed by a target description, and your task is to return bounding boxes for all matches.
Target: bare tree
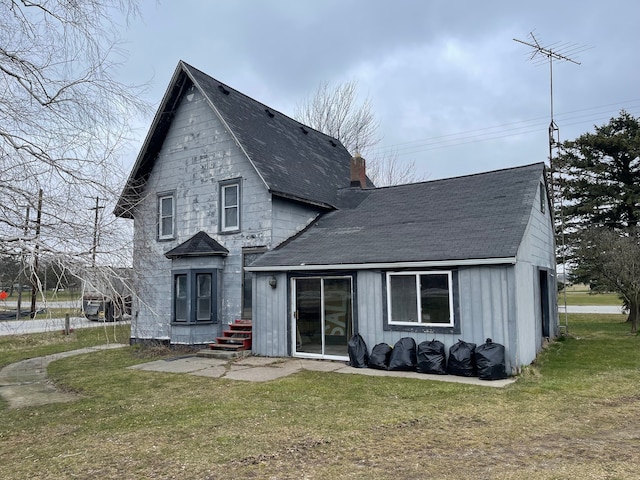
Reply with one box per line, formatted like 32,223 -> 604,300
0,0 -> 148,319
294,79 -> 424,187
574,227 -> 640,333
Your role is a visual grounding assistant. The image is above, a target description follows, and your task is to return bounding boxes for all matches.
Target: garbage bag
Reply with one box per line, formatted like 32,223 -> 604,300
347,334 -> 369,368
416,339 -> 447,375
475,338 -> 508,380
447,339 -> 477,377
369,343 -> 392,370
388,337 -> 417,371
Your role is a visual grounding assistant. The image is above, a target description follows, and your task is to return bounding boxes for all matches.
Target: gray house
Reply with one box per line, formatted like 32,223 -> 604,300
115,60 -> 363,345
248,162 -> 558,373
116,61 -> 557,373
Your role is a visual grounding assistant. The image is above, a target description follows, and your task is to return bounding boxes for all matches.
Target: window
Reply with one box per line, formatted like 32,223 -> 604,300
386,271 -> 454,327
158,193 -> 175,240
241,249 -> 265,319
220,180 -> 240,232
172,269 -> 217,323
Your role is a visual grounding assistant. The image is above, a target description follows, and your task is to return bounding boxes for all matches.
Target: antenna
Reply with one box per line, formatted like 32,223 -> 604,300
514,31 -> 586,168
514,31 -> 588,335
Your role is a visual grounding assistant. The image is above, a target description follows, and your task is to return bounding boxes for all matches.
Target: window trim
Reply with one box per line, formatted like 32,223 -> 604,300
383,270 -> 459,334
158,192 -> 175,240
219,179 -> 241,233
171,268 -> 218,324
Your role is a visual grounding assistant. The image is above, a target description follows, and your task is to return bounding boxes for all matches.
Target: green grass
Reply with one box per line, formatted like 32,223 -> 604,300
1,316 -> 639,479
559,289 -> 622,306
0,323 -> 130,369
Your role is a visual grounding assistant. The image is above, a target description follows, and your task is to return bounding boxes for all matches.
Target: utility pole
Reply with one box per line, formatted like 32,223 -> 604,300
16,206 -> 30,321
89,196 -> 105,268
30,189 -> 43,318
514,32 -> 586,334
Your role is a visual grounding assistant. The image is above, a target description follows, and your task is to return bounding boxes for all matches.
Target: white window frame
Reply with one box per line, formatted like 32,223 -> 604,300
158,193 -> 175,240
386,271 -> 454,327
220,181 -> 240,232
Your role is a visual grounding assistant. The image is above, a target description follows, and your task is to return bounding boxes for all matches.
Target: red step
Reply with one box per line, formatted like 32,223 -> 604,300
208,320 -> 252,352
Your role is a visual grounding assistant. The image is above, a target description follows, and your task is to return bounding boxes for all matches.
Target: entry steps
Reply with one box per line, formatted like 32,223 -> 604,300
207,319 -> 252,353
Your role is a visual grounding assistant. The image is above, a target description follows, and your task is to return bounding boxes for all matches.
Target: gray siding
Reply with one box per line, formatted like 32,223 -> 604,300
513,173 -> 558,364
131,85 -> 320,343
355,267 -> 518,373
252,272 -> 289,356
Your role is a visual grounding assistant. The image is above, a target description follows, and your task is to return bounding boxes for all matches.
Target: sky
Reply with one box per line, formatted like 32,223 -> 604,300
114,0 -> 640,182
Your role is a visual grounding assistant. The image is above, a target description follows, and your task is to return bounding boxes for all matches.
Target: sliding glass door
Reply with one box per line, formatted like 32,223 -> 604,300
292,276 -> 352,360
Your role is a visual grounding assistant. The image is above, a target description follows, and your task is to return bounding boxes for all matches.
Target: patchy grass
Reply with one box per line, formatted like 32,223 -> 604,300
1,315 -> 639,479
0,324 -> 130,368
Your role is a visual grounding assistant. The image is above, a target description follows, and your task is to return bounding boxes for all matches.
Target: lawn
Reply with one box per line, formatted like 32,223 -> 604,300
1,316 -> 638,479
559,284 -> 622,306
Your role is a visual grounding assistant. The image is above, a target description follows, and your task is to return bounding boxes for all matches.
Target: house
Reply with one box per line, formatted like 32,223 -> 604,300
247,162 -> 558,372
114,60 -> 366,345
116,61 -> 557,373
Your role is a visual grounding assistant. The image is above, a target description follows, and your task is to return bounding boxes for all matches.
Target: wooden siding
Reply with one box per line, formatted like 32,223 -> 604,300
512,172 -> 558,364
252,272 -> 289,356
355,267 -> 517,373
131,84 -> 321,343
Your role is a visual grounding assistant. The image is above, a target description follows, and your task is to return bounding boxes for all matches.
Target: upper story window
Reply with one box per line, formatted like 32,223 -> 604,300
386,271 -> 454,327
158,193 -> 175,240
220,180 -> 241,233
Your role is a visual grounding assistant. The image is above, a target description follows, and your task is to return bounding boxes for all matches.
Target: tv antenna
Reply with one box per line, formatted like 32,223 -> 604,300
513,31 -> 586,170
514,31 -> 588,335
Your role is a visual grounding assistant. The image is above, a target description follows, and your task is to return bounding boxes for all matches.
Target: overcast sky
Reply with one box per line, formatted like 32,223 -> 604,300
114,0 -> 640,182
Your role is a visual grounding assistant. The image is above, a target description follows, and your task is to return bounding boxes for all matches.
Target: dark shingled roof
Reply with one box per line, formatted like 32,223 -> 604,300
164,231 -> 228,259
115,61 -> 365,217
251,163 -> 546,268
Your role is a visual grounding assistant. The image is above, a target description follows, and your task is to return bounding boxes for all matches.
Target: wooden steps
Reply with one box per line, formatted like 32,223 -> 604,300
208,320 -> 252,352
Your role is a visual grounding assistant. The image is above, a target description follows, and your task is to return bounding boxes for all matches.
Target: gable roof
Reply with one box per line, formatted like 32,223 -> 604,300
164,231 -> 228,259
115,61 -> 361,218
249,163 -> 547,270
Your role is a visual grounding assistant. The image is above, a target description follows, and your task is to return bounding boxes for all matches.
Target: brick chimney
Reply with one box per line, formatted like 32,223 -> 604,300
350,152 -> 367,188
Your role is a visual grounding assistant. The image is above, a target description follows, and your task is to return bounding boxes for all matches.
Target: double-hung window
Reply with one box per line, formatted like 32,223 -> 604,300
158,193 -> 175,240
220,180 -> 240,232
172,269 -> 217,323
386,271 -> 454,327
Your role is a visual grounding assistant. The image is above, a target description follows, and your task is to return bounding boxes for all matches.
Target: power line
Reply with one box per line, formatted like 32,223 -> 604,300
369,100 -> 640,157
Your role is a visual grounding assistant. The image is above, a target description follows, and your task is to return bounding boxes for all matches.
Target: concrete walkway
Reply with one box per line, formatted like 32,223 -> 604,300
129,355 -> 516,388
0,346 -> 515,410
0,344 -> 127,409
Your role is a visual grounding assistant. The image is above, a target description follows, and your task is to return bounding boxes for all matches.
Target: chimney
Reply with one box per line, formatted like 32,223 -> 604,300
350,153 -> 367,189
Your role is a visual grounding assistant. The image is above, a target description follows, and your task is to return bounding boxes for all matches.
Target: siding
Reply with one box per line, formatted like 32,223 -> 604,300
252,272 -> 289,356
356,267 -> 517,373
131,84 -> 321,343
132,85 -> 271,340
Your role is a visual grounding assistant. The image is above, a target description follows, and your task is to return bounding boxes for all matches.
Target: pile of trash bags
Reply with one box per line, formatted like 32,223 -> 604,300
348,334 -> 508,380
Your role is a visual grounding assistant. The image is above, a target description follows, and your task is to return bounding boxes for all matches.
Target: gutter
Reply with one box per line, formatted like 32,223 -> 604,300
246,256 -> 517,272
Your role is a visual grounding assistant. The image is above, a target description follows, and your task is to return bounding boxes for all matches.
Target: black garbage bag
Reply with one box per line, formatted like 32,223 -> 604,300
388,337 -> 417,371
347,334 -> 369,368
447,339 -> 477,377
369,343 -> 392,370
475,338 -> 508,380
416,339 -> 447,375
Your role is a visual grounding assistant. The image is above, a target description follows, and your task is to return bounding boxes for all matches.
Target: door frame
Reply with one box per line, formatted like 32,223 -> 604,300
291,275 -> 354,361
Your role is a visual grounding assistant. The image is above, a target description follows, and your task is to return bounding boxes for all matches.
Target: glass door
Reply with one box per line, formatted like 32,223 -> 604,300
293,276 -> 352,360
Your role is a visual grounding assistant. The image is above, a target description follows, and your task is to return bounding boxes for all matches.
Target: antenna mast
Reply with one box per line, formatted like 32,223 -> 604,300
514,31 -> 585,334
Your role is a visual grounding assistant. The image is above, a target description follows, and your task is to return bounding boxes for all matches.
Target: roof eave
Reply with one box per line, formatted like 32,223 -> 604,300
245,256 -> 517,272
